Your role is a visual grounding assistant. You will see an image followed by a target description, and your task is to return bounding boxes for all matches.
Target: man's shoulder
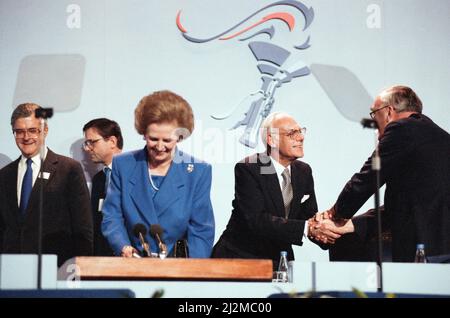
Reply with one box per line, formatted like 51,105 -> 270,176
384,113 -> 441,141
234,153 -> 274,177
292,159 -> 312,171
0,158 -> 19,177
388,113 -> 431,129
237,153 -> 269,166
49,150 -> 81,167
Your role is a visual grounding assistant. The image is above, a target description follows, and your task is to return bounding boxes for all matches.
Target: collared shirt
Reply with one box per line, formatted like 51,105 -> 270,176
269,156 -> 308,238
17,147 -> 48,207
270,156 -> 292,191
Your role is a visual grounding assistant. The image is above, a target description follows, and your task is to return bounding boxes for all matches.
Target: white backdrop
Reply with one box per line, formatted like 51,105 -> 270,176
1,0 -> 449,261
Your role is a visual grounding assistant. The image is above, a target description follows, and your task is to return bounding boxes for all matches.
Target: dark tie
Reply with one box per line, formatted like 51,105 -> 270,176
103,166 -> 111,196
19,158 -> 33,215
281,168 -> 293,218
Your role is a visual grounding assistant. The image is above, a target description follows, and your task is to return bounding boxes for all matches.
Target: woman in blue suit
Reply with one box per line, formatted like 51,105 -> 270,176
102,90 -> 215,258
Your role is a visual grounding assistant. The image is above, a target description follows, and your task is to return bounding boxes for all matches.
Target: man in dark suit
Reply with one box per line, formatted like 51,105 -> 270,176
311,85 -> 450,262
212,112 -> 320,268
0,103 -> 93,267
82,118 -> 123,256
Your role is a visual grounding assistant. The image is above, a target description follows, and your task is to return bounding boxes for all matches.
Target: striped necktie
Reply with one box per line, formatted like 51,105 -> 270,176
281,168 -> 293,218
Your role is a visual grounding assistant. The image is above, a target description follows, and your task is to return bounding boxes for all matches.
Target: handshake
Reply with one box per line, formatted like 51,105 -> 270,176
307,207 -> 355,244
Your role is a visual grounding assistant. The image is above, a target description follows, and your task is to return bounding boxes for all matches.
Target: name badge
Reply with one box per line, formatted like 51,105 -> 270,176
39,172 -> 50,179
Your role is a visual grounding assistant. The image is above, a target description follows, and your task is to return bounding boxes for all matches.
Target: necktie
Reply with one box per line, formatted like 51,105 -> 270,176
281,168 -> 293,218
19,158 -> 33,215
103,166 -> 112,196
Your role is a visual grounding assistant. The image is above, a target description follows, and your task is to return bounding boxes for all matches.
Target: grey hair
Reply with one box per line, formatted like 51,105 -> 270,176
260,111 -> 291,148
10,103 -> 43,127
379,85 -> 422,113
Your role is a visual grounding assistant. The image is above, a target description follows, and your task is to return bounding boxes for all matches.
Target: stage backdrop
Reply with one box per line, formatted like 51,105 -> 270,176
1,0 -> 449,261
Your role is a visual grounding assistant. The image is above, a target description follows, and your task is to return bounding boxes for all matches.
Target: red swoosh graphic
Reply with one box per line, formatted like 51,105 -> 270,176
176,10 -> 187,33
219,12 -> 295,40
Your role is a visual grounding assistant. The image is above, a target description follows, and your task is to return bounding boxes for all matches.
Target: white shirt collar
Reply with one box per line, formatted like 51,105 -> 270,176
270,156 -> 291,189
270,156 -> 291,176
20,147 -> 48,166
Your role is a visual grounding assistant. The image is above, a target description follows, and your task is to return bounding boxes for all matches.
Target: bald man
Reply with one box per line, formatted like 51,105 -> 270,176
212,112 -> 321,268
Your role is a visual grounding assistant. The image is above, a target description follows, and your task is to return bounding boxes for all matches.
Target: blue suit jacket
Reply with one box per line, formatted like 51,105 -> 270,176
101,147 -> 215,258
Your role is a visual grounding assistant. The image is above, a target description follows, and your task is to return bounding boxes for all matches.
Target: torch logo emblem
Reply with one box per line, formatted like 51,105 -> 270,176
177,1 -> 314,148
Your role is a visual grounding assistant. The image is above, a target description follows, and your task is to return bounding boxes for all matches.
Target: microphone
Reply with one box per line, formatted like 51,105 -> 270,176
361,118 -> 378,129
150,224 -> 168,259
133,223 -> 151,257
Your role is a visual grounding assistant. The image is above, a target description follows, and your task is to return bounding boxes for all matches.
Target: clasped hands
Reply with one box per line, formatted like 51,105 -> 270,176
307,207 -> 354,244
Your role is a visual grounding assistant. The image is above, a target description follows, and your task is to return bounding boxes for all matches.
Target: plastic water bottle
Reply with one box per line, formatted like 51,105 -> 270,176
277,251 -> 289,282
414,243 -> 427,263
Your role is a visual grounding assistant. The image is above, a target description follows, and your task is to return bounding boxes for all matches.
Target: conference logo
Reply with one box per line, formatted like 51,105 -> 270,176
176,0 -> 314,148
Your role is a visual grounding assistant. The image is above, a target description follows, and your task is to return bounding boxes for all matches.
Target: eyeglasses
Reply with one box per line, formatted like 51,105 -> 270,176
83,138 -> 103,149
13,128 -> 41,139
283,127 -> 307,140
370,105 -> 390,119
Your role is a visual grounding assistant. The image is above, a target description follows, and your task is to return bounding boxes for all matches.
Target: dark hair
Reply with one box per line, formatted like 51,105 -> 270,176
134,90 -> 194,137
11,103 -> 43,127
83,118 -> 124,149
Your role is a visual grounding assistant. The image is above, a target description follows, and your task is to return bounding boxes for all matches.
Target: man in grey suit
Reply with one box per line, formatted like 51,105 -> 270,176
212,112 -> 321,269
0,103 -> 93,267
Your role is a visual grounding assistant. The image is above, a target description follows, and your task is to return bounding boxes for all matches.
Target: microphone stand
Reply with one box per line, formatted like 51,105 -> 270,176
155,233 -> 167,259
361,118 -> 383,292
37,119 -> 45,290
36,108 -> 53,290
138,233 -> 151,257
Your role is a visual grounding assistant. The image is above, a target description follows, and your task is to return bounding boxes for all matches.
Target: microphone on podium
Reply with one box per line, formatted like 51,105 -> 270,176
150,224 -> 168,259
133,223 -> 151,257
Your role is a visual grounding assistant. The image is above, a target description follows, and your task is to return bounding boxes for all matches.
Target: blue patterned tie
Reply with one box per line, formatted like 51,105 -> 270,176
19,158 -> 33,215
103,166 -> 111,196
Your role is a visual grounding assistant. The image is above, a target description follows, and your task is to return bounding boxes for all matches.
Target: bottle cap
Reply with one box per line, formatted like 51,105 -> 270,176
280,251 -> 287,257
416,243 -> 425,249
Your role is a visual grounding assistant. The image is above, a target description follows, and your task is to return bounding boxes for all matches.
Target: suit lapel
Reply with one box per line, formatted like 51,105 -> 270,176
4,158 -> 21,225
152,152 -> 184,218
258,153 -> 285,218
24,149 -> 58,221
129,150 -> 159,226
290,161 -> 305,217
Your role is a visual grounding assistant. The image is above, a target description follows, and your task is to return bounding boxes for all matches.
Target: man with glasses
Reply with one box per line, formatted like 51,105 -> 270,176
82,118 -> 123,256
0,103 -> 93,266
212,112 -> 322,269
311,85 -> 450,262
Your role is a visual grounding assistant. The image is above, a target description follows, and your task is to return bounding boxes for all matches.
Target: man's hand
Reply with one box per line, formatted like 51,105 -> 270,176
314,206 -> 336,222
308,208 -> 354,244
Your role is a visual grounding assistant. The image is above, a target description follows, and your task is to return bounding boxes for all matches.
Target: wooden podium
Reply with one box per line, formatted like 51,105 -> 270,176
58,257 -> 273,282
